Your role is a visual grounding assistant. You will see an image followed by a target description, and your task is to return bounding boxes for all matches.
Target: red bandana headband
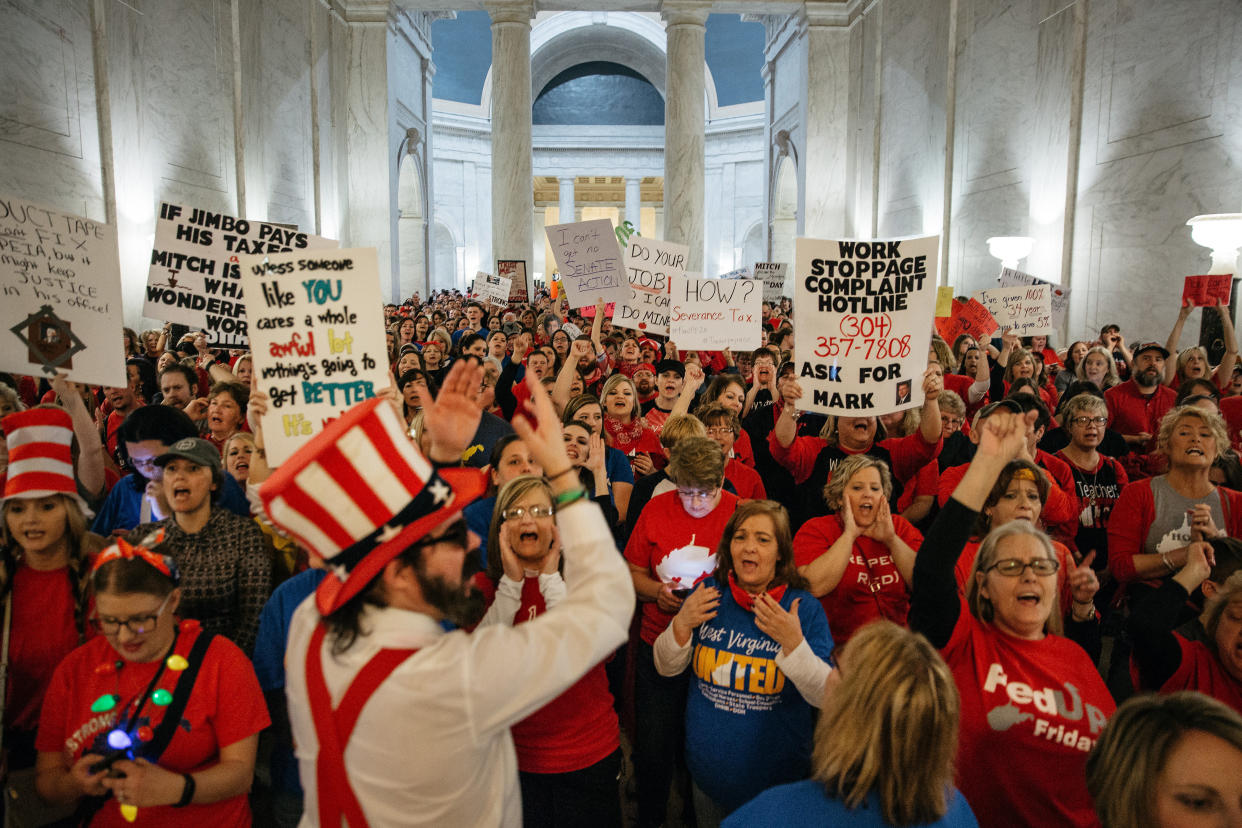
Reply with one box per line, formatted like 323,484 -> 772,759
92,531 -> 179,583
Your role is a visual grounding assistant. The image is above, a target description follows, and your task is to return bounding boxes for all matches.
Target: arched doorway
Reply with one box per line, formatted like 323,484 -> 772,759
432,221 -> 457,293
397,156 -> 427,302
771,155 -> 797,266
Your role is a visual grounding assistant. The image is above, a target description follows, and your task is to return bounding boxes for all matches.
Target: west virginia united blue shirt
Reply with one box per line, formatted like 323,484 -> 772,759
680,578 -> 833,812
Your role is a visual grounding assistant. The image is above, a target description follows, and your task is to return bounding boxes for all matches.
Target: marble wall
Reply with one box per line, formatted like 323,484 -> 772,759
765,0 -> 1242,348
0,0 -> 437,326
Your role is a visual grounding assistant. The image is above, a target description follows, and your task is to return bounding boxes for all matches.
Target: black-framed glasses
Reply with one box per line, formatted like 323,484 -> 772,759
90,593 -> 173,635
988,558 -> 1060,577
501,505 -> 555,521
1070,416 -> 1108,427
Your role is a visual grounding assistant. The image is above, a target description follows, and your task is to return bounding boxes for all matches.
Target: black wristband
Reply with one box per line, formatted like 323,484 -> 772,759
174,773 -> 196,808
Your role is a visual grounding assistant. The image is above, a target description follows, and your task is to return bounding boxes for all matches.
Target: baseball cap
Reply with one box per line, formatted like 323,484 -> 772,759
976,399 -> 1023,420
155,437 -> 223,472
1132,342 -> 1170,359
655,359 -> 686,378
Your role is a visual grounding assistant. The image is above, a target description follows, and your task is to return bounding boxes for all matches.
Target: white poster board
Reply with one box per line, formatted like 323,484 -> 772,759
669,277 -> 763,350
144,202 -> 337,346
794,235 -> 939,416
475,271 -> 511,308
755,262 -> 788,302
240,248 -> 389,466
544,219 -> 627,309
614,237 -> 688,336
717,266 -> 751,281
999,267 -> 1069,335
0,195 -> 126,387
977,284 -> 1053,337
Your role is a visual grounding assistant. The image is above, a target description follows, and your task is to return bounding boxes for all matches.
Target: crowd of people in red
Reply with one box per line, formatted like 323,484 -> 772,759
0,286 -> 1238,828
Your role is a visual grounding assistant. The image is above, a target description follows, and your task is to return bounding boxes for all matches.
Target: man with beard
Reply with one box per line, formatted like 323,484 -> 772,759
1105,341 -> 1176,458
632,362 -> 657,404
271,362 -> 633,827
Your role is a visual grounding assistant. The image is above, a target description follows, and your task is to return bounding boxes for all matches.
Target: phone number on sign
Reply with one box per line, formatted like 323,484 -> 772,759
814,334 -> 911,359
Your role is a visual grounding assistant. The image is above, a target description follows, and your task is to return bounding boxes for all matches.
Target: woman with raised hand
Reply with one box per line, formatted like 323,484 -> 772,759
654,500 -> 834,825
724,621 -> 978,828
909,408 -> 1114,827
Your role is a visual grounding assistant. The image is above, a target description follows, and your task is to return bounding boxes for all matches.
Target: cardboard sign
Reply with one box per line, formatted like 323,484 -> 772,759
999,267 -> 1070,333
935,298 -> 999,344
475,271 -> 512,308
544,219 -> 627,309
978,284 -> 1053,336
935,286 -> 954,317
754,262 -> 788,302
1182,274 -> 1233,307
239,248 -> 389,466
497,259 -> 529,304
718,266 -> 751,281
614,238 -> 688,336
0,195 -> 126,387
669,277 -> 762,350
794,235 -> 939,416
144,202 -> 337,346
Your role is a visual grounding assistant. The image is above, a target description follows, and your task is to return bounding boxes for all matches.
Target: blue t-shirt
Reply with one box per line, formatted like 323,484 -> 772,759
724,782 -> 978,828
605,446 -> 635,487
91,472 -> 251,536
685,578 -> 834,812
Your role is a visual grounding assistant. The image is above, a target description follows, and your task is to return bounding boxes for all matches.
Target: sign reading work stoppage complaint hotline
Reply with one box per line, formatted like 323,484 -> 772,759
794,235 -> 939,416
239,248 -> 388,465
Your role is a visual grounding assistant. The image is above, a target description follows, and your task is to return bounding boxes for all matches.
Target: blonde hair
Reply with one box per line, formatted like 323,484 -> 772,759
938,390 -> 965,418
1003,348 -> 1035,385
812,621 -> 960,824
1061,392 -> 1108,422
600,373 -> 641,422
823,454 -> 893,511
1156,405 -> 1230,462
966,521 -> 1063,636
1076,346 -> 1121,388
485,475 -> 555,583
1086,692 -> 1242,828
1175,345 -> 1211,382
929,337 -> 956,372
658,413 -> 706,450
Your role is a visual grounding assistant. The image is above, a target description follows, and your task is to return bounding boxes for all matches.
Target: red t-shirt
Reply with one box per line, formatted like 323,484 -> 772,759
624,491 -> 739,644
943,602 -> 1115,827
1221,395 -> 1242,453
37,622 -> 270,828
953,538 -> 1075,615
473,576 -> 619,773
1104,380 -> 1177,453
724,458 -> 766,500
792,515 -> 923,644
898,461 -> 939,513
7,566 -> 93,733
1162,635 -> 1242,715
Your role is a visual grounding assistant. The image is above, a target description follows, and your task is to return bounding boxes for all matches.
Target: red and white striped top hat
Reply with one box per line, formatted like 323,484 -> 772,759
2,408 -> 92,516
259,396 -> 486,615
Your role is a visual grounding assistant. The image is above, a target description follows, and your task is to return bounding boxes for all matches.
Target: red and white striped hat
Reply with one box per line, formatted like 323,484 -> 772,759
259,396 -> 487,615
2,407 -> 92,516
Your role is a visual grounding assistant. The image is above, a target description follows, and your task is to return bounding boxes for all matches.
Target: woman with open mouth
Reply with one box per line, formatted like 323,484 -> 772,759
910,408 -> 1114,827
222,432 -> 256,486
202,383 -> 247,455
653,499 -> 834,823
127,438 -> 271,655
792,454 -> 922,645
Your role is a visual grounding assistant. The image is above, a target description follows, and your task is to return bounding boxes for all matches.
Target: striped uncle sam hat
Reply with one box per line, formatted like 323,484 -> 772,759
2,407 -> 93,517
259,396 -> 487,615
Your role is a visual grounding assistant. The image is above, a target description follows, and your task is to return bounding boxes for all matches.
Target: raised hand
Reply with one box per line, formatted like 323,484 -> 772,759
672,582 -> 720,642
861,498 -> 896,544
423,360 -> 487,464
753,593 -> 804,654
509,368 -> 574,486
1066,550 -> 1099,607
921,365 -> 942,401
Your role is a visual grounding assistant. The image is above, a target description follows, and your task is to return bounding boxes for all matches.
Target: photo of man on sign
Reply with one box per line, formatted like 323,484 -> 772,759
793,235 -> 940,417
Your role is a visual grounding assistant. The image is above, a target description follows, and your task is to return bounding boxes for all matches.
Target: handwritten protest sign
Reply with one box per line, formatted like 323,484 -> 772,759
497,260 -> 528,303
794,235 -> 938,416
614,238 -> 688,336
1182,274 -> 1233,307
545,219 -> 626,309
999,267 -> 1069,333
935,298 -> 998,344
978,284 -> 1052,336
475,271 -> 512,308
936,286 -> 954,317
239,248 -> 388,465
755,262 -> 788,302
0,195 -> 126,387
669,277 -> 762,350
144,202 -> 337,347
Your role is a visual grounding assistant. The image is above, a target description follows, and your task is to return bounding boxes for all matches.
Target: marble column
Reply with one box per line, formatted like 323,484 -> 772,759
625,177 -> 642,230
488,1 -> 534,270
558,176 -> 575,225
801,2 -> 851,238
663,1 -> 709,271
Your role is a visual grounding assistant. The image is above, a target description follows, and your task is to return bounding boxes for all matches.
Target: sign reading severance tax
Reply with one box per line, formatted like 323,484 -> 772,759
239,248 -> 388,465
793,235 -> 939,416
144,202 -> 337,346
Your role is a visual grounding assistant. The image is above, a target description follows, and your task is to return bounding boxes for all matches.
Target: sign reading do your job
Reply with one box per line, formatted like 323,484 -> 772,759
794,235 -> 939,416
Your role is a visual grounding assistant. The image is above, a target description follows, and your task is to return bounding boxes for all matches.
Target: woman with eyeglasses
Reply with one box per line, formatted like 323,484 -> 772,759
34,536 -> 269,825
473,475 -> 623,827
909,408 -> 1115,828
1054,394 -> 1129,578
